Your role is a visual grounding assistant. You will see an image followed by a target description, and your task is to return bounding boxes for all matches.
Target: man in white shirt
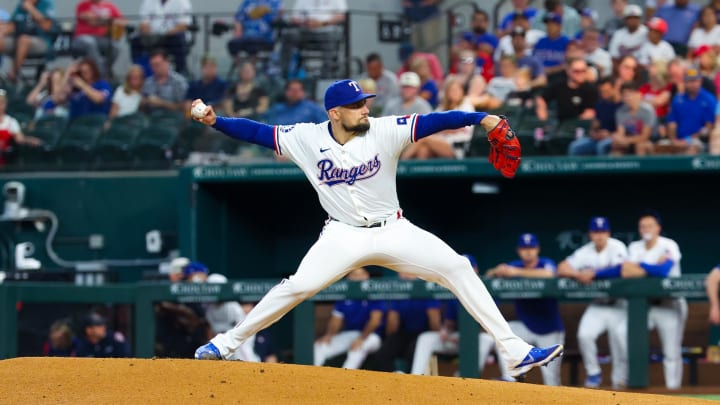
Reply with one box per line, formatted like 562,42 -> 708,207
358,53 -> 400,113
130,0 -> 193,74
637,17 -> 676,66
608,4 -> 649,63
558,217 -> 629,389
581,28 -> 612,78
494,11 -> 545,61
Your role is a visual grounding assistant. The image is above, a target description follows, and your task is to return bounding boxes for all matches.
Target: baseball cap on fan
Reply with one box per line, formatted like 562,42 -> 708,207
623,4 -> 642,18
589,216 -> 611,232
399,71 -> 421,88
517,233 -> 539,248
646,17 -> 668,35
324,79 -> 376,110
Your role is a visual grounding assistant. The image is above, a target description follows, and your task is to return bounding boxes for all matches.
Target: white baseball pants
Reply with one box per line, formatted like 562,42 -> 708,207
409,331 -> 495,376
577,302 -> 628,388
313,331 -> 382,369
648,298 -> 687,390
211,218 -> 534,369
497,321 -> 565,385
225,335 -> 260,362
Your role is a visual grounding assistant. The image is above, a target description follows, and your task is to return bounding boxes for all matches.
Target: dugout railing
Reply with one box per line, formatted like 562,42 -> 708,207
0,275 -> 713,388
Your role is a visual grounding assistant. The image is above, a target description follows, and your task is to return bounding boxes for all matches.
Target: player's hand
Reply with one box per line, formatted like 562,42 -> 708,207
621,262 -> 647,278
575,270 -> 596,285
191,99 -> 217,126
710,304 -> 720,325
485,115 -> 521,178
350,337 -> 364,351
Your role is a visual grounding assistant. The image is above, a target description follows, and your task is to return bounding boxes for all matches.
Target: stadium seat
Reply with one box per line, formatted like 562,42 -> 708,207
467,126 -> 491,158
132,126 -> 179,168
110,112 -> 149,130
18,117 -> 67,169
55,122 -> 105,169
148,110 -> 186,130
94,126 -> 143,169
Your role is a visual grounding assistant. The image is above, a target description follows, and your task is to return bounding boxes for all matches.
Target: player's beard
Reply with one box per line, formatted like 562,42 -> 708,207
342,119 -> 370,134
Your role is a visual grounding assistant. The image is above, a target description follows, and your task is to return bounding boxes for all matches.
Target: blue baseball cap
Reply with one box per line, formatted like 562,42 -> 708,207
589,216 -> 611,232
182,261 -> 209,277
324,79 -> 376,111
543,12 -> 562,24
517,233 -> 539,248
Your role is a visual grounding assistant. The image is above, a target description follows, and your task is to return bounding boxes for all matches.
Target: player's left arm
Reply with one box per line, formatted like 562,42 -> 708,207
426,307 -> 442,331
413,111 -> 493,142
385,310 -> 400,336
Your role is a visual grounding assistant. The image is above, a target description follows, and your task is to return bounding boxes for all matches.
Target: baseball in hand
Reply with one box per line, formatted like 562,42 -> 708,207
192,102 -> 208,119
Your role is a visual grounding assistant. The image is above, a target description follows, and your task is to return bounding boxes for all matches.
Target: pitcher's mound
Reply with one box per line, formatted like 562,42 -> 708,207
0,358 -> 713,404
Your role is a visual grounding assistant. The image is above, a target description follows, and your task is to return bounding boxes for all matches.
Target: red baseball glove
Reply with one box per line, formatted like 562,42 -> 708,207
487,115 -> 521,178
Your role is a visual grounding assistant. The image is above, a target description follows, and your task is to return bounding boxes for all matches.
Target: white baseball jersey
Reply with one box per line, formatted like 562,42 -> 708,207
688,26 -> 720,50
628,237 -> 682,277
608,26 -> 649,59
637,40 -> 676,65
565,238 -> 628,270
274,115 -> 418,226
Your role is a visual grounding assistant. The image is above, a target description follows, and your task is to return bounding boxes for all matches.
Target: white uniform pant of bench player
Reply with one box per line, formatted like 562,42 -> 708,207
577,302 -> 628,388
313,330 -> 382,369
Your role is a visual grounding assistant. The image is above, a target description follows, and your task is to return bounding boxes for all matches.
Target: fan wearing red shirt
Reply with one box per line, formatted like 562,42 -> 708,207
72,0 -> 125,77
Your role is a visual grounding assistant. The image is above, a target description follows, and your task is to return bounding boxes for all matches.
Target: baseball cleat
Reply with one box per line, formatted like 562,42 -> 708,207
584,373 -> 602,388
509,344 -> 564,377
194,342 -> 222,360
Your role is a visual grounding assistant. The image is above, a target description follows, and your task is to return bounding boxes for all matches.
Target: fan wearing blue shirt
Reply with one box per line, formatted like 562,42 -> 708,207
372,273 -> 442,373
314,268 -> 386,370
265,79 -> 327,125
485,233 -> 565,385
67,58 -> 112,121
184,56 -> 228,111
532,13 -> 570,77
666,68 -> 717,155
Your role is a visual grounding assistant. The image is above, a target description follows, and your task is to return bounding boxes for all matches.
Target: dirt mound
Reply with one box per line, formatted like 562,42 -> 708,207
0,358 -> 714,404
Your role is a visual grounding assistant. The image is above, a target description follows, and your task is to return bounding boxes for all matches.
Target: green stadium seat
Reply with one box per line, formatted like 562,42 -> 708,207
94,126 -> 143,169
467,126 -> 491,158
18,122 -> 66,169
148,110 -> 186,130
55,123 -> 104,169
517,134 -> 545,156
132,126 -> 179,168
110,112 -> 149,130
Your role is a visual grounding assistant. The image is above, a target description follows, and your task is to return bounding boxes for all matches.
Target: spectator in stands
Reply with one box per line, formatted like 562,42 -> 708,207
401,79 -> 470,160
568,77 -> 620,156
576,8 -> 599,40
72,0 -> 126,78
475,55 -> 526,111
227,0 -> 281,66
582,28 -> 612,79
107,64 -> 145,121
26,67 -> 68,119
662,68 -> 717,155
668,57 -> 717,99
688,6 -> 720,59
141,50 -> 188,114
694,46 -> 720,84
485,233 -> 565,386
445,49 -> 487,107
497,0 -> 537,37
43,319 -> 78,356
494,11 -> 546,62
582,211 -> 686,390
536,57 -> 598,124
603,0 -> 628,43
612,55 -> 641,101
397,43 -> 445,85
637,17 -> 675,66
66,58 -> 112,122
532,13 -> 570,80
283,0 -> 347,78
644,0 -> 673,20
382,72 -> 432,117
265,79 -> 326,125
314,267 -> 384,370
608,4 -> 648,64
558,216 -> 629,389
222,61 -> 269,120
358,53 -> 399,113
655,0 -> 700,56
402,0 -> 442,52
707,266 -> 720,325
608,82 -> 656,155
0,0 -> 57,83
639,61 -> 672,123
184,56 -> 227,114
532,0 -> 581,39
506,27 -> 547,89
371,272 -> 441,373
411,57 -> 438,109
131,0 -> 192,75
456,9 -> 498,57
76,312 -> 131,358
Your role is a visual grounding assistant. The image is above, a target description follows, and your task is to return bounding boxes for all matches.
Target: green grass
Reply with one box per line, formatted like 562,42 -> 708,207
681,395 -> 720,401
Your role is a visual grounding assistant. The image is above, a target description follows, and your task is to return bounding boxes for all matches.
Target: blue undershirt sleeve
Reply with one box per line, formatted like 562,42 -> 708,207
414,111 -> 488,141
594,264 -> 622,279
211,116 -> 276,149
640,260 -> 674,277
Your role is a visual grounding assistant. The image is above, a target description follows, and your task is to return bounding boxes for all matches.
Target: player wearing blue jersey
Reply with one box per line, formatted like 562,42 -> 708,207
191,79 -> 562,378
484,233 -> 565,385
314,267 -> 385,369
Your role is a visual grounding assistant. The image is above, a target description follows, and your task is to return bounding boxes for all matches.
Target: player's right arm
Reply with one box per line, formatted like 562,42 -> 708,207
706,267 -> 720,325
191,99 -> 277,150
557,260 -> 578,279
